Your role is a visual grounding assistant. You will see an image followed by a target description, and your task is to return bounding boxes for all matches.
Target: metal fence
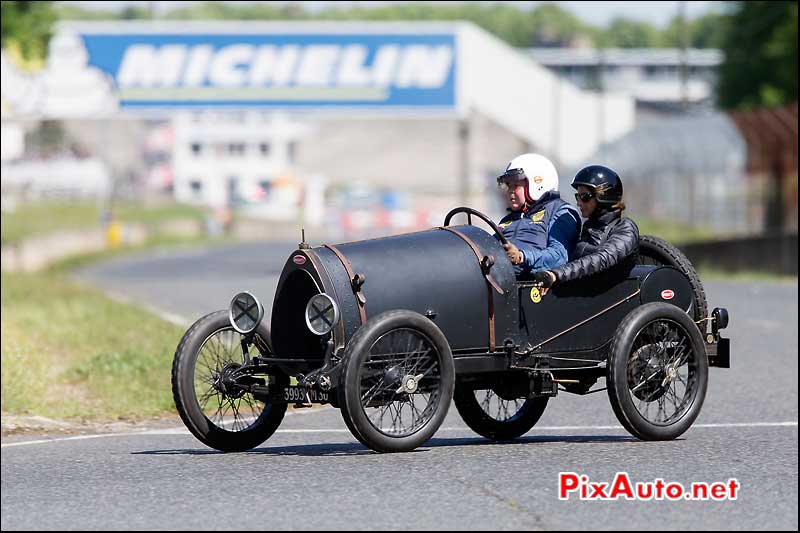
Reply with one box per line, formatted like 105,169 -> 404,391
568,111 -> 749,235
572,105 -> 798,237
729,103 -> 798,232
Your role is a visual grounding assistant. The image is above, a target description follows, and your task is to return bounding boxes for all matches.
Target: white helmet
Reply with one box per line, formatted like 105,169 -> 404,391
497,153 -> 559,203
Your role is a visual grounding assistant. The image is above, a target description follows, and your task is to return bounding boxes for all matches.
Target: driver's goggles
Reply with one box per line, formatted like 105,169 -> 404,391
498,181 -> 526,192
496,168 -> 527,190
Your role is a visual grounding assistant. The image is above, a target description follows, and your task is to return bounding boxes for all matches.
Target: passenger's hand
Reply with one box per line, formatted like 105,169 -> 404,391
533,270 -> 556,290
503,243 -> 524,265
533,270 -> 556,296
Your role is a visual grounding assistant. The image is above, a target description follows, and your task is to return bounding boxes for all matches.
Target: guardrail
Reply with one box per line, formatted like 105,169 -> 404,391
4,217 -> 796,277
1,219 -> 202,272
680,232 -> 798,276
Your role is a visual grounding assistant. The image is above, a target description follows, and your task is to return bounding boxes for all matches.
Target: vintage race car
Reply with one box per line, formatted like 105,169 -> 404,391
172,207 -> 730,453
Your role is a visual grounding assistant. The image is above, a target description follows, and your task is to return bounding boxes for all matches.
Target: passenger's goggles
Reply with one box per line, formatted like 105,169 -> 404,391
575,191 -> 596,202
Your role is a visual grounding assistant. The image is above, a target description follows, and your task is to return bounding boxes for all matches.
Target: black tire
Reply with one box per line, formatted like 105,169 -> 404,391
338,310 -> 455,453
454,384 -> 548,441
172,310 -> 287,452
607,303 -> 708,441
638,235 -> 708,325
338,390 -> 370,447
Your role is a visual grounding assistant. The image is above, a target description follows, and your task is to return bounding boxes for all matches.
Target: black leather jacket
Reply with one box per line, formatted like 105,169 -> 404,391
550,209 -> 639,283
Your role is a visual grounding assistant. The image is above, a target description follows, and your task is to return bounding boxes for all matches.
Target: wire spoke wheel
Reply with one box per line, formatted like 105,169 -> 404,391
454,381 -> 548,441
475,390 -> 527,421
172,310 -> 287,452
607,302 -> 708,441
626,319 -> 696,426
193,328 -> 265,433
339,310 -> 455,453
358,328 -> 442,437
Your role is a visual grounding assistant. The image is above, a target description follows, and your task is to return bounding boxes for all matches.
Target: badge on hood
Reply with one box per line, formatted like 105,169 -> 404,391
530,287 -> 542,303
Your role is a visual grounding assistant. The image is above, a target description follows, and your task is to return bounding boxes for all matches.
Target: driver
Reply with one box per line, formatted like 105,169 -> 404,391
496,153 -> 581,279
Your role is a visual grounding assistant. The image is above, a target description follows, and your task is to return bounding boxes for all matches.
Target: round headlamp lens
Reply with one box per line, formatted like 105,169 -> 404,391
228,291 -> 264,334
305,293 -> 339,336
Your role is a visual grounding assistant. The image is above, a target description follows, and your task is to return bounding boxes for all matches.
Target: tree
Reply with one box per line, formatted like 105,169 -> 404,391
119,6 -> 151,20
689,13 -> 729,48
528,3 -> 587,47
602,18 -> 659,48
48,0 -> 737,53
661,12 -> 729,48
717,1 -> 798,109
1,1 -> 56,61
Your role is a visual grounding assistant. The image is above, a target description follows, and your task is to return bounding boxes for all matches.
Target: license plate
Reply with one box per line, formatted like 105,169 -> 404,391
282,386 -> 329,403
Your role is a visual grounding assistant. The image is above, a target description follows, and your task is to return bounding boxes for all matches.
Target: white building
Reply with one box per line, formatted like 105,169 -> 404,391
528,47 -> 723,110
3,21 -> 638,229
170,110 -> 322,221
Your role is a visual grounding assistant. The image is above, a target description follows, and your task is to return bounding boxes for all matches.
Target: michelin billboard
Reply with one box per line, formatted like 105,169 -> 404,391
98,33 -> 455,108
0,23 -> 458,116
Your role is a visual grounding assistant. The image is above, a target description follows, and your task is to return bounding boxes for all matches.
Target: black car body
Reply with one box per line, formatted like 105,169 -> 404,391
172,207 -> 730,453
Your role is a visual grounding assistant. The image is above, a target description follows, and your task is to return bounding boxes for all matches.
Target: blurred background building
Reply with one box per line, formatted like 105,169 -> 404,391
1,1 -> 797,262
529,47 -> 722,112
2,19 -> 638,237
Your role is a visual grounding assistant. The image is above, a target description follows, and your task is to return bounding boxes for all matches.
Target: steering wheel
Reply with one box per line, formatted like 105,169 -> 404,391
443,207 -> 509,246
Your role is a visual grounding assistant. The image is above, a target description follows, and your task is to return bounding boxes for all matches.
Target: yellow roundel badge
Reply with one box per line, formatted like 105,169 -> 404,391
530,287 -> 542,303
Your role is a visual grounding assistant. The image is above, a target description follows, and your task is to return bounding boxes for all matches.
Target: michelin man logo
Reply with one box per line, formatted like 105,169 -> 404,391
1,31 -> 118,118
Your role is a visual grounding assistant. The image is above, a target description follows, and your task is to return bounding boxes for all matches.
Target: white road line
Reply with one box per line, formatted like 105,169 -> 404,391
101,289 -> 191,326
2,421 -> 796,448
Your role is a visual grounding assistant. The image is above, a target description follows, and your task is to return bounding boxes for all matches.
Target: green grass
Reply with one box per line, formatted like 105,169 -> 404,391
47,234 -> 221,274
1,270 -> 185,420
636,218 -> 718,245
696,267 -> 797,283
1,200 -> 209,245
1,202 -> 100,245
0,201 -> 229,422
113,202 -> 209,225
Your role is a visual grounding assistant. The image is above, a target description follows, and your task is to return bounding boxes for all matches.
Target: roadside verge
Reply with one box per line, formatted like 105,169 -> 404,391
2,267 -> 187,429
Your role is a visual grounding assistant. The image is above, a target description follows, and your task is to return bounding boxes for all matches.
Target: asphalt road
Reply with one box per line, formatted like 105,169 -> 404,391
2,242 -> 798,530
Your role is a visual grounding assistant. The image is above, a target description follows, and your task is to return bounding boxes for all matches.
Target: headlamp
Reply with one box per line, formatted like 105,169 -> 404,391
305,293 -> 340,336
228,291 -> 264,334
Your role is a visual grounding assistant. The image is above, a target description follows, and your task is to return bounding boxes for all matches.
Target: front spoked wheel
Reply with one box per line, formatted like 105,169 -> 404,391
607,303 -> 708,440
172,310 -> 287,452
339,310 -> 455,453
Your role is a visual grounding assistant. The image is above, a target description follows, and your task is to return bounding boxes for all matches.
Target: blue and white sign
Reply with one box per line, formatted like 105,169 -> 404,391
78,32 -> 456,109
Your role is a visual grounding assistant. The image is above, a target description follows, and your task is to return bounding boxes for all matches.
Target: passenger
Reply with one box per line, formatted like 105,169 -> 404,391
496,153 -> 581,279
533,165 -> 639,291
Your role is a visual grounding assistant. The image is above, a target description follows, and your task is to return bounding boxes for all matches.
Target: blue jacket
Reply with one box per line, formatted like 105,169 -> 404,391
497,192 -> 581,278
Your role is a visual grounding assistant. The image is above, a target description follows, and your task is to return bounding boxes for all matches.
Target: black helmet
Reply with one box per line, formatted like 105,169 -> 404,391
571,165 -> 623,206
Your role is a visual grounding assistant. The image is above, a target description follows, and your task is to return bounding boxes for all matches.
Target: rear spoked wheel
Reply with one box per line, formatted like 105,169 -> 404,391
339,310 -> 455,453
607,303 -> 708,440
637,235 -> 708,324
